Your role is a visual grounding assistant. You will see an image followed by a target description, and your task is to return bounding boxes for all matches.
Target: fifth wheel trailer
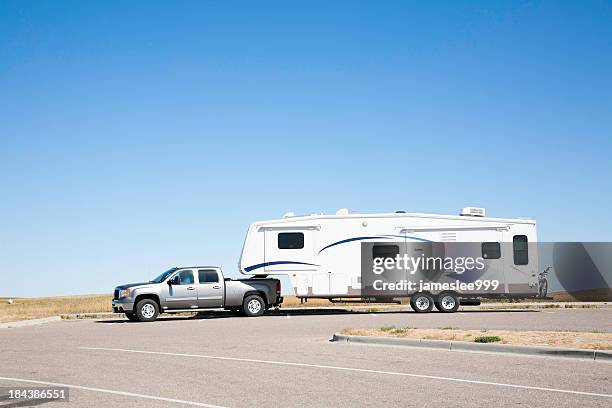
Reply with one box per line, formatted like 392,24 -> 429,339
238,207 -> 539,313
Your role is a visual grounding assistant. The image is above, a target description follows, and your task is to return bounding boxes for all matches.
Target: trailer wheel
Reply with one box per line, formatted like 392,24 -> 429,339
243,295 -> 265,317
135,299 -> 159,322
410,293 -> 434,313
435,293 -> 460,313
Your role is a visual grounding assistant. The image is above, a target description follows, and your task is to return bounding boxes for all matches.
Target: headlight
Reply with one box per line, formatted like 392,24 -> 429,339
119,289 -> 131,298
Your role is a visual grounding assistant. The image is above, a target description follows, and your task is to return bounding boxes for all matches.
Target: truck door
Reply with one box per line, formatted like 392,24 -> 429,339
196,269 -> 224,308
165,269 -> 198,309
264,227 -> 317,273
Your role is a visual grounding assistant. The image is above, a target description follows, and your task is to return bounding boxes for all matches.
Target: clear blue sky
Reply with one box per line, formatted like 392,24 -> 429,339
1,1 -> 611,297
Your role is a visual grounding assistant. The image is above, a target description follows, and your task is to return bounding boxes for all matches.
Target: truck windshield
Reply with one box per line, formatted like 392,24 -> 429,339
150,268 -> 177,283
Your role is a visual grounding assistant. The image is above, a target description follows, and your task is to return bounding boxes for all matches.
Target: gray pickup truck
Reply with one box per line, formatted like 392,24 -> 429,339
112,266 -> 282,322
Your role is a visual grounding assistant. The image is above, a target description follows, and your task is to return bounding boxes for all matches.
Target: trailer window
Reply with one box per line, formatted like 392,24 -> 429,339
481,242 -> 501,259
373,245 -> 399,260
278,232 -> 304,249
198,270 -> 219,283
513,235 -> 529,265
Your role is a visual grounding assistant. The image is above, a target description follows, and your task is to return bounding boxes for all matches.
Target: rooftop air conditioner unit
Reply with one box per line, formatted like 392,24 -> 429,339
460,207 -> 486,217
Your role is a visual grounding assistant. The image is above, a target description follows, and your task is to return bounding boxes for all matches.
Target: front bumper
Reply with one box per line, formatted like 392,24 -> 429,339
112,299 -> 134,313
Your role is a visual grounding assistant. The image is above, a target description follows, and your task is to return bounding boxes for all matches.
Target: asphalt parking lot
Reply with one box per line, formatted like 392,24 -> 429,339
1,308 -> 611,407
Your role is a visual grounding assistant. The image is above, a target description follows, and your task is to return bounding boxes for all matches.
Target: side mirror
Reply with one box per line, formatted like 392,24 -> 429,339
168,277 -> 178,285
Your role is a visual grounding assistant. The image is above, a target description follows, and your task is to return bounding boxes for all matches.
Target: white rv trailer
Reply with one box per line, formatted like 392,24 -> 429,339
239,208 -> 539,312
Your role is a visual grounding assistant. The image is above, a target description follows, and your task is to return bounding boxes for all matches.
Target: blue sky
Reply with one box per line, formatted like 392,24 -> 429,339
1,1 -> 611,296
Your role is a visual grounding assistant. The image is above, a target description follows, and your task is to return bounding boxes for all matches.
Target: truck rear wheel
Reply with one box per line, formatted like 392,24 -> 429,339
410,293 -> 434,313
243,295 -> 265,317
435,293 -> 460,313
135,299 -> 159,322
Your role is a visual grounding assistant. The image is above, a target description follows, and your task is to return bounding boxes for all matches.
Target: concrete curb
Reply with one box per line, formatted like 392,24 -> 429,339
283,302 -> 612,311
474,302 -> 611,310
0,316 -> 61,329
58,302 -> 611,319
60,313 -> 117,320
23,300 -> 611,321
331,333 -> 612,362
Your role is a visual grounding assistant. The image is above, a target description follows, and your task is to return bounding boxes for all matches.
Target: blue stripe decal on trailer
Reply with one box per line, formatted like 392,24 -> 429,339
380,234 -> 433,243
318,236 -> 392,254
244,261 -> 319,273
318,235 -> 433,254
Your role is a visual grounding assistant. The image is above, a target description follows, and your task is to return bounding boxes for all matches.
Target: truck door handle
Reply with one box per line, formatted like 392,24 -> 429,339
213,285 -> 221,289
187,286 -> 195,290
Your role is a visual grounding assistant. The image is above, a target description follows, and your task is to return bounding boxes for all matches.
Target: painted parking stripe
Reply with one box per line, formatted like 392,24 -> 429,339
0,376 -> 226,408
81,347 -> 612,400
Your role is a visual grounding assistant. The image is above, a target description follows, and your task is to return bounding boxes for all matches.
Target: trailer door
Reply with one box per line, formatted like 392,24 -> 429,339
502,227 -> 538,296
264,227 -> 318,272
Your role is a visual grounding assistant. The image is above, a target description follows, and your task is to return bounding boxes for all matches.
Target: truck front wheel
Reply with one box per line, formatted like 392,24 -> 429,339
135,299 -> 159,322
243,295 -> 265,317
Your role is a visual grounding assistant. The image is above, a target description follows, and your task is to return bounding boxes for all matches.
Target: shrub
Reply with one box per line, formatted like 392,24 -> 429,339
474,335 -> 501,343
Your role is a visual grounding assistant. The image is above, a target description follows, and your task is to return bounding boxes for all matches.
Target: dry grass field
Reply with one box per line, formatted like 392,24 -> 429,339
550,288 -> 612,302
1,293 -> 604,323
0,294 -> 392,322
341,326 -> 612,350
0,295 -> 112,323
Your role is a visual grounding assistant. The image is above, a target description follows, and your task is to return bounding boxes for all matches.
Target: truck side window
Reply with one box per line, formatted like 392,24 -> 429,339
373,245 -> 399,260
513,235 -> 529,265
176,270 -> 194,285
198,270 -> 219,284
278,232 -> 304,249
481,242 -> 501,259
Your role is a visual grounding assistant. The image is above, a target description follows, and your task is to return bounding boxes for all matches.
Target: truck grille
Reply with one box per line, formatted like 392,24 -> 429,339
113,289 -> 119,300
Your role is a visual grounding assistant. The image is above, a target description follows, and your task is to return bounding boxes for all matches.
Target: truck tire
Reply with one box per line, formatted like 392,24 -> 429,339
243,295 -> 265,317
125,312 -> 139,322
135,299 -> 159,322
435,293 -> 460,313
410,293 -> 434,313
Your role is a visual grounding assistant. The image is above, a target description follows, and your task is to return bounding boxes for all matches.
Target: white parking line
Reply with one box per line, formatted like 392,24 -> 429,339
0,376 -> 226,407
81,347 -> 612,400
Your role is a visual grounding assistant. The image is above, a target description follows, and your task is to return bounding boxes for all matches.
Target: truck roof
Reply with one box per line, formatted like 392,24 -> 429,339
172,266 -> 221,269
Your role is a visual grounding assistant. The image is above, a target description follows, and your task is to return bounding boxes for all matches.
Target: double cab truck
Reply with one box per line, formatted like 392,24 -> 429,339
112,266 -> 282,322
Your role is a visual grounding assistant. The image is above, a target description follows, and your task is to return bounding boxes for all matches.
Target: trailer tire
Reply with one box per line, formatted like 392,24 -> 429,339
435,293 -> 460,313
125,312 -> 139,322
135,299 -> 159,322
243,295 -> 265,317
410,293 -> 434,313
